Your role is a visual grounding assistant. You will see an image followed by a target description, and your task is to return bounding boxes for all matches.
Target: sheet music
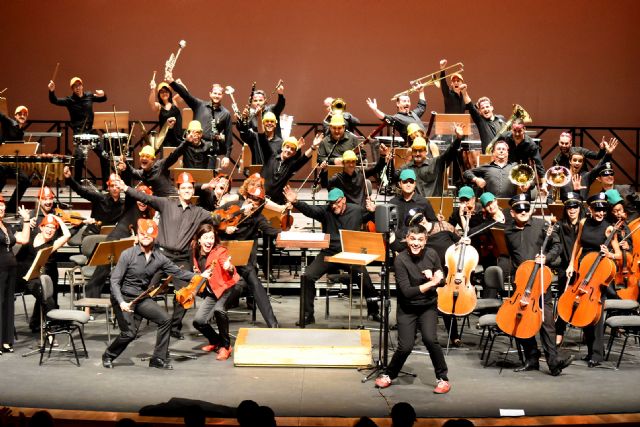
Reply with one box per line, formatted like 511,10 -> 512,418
279,231 -> 326,241
330,252 -> 378,263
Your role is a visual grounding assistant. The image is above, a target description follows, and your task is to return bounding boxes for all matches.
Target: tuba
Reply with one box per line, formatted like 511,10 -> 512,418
331,97 -> 346,113
545,166 -> 572,201
485,104 -> 532,154
509,164 -> 535,187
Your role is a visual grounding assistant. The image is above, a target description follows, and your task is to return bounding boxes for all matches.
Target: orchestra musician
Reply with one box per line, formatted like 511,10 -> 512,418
554,192 -> 586,346
317,114 -> 360,167
565,192 -> 622,367
374,224 -> 451,394
448,186 -> 483,234
438,59 -> 466,114
242,111 -> 283,164
120,145 -> 183,197
398,123 -> 463,197
366,87 -> 427,145
0,105 -> 28,143
463,140 -> 525,198
467,192 -> 508,272
558,138 -> 617,200
595,161 -> 640,221
282,186 -> 380,326
16,214 -> 71,333
181,120 -> 213,169
102,219 -> 209,370
29,186 -> 58,229
114,172 -> 212,340
553,131 -> 605,172
461,87 -> 504,153
148,80 -> 182,148
63,167 -> 125,237
388,169 -> 437,253
327,149 -> 387,207
502,120 -> 545,179
165,72 -> 232,169
241,83 -> 286,137
322,97 -> 360,135
196,173 -> 233,211
503,194 -> 574,376
217,185 -> 280,328
47,77 -> 110,185
406,123 -> 439,159
0,196 -> 30,354
191,223 -> 239,361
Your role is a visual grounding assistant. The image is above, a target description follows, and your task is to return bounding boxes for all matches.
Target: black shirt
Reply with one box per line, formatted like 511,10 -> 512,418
389,193 -> 437,245
48,90 -> 107,133
383,99 -> 427,144
328,158 -> 386,206
0,112 -> 24,143
394,247 -> 442,308
463,161 -> 518,199
126,146 -> 185,197
258,134 -> 311,205
503,133 -> 545,178
110,244 -> 195,305
465,102 -> 505,152
67,177 -> 125,235
553,146 -> 604,171
0,225 -> 17,268
439,71 -> 465,114
504,217 -> 561,269
317,133 -> 360,165
158,104 -> 183,147
125,188 -> 212,253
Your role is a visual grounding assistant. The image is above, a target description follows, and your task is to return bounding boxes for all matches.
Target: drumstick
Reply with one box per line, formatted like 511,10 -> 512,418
104,121 -> 117,172
111,105 -> 125,159
35,164 -> 49,220
0,88 -> 7,95
51,62 -> 60,83
152,70 -> 157,82
124,122 -> 135,160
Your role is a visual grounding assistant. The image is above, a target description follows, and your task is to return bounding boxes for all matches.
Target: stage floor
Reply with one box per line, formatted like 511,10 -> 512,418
2,292 -> 640,420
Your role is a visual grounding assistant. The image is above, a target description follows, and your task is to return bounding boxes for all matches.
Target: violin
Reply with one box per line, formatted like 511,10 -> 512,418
437,214 -> 479,316
280,207 -> 294,231
557,220 -> 622,328
54,207 -> 101,227
212,205 -> 244,231
496,224 -> 555,339
175,267 -> 213,309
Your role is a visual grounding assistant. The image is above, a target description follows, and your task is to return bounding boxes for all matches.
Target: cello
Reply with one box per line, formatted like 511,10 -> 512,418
496,224 -> 555,339
615,220 -> 640,300
557,220 -> 622,328
437,214 -> 479,316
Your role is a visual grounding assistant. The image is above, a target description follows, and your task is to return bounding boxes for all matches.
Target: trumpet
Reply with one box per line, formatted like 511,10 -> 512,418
164,40 -> 187,78
224,86 -> 241,116
545,166 -> 571,201
391,62 -> 464,100
509,164 -> 535,187
485,104 -> 532,154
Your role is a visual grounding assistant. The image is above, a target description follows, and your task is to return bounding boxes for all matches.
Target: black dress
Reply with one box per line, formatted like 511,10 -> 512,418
158,104 -> 183,147
0,224 -> 18,345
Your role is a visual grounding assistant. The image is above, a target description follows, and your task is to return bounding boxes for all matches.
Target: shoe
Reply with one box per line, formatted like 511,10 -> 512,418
201,344 -> 219,353
268,273 -> 277,283
295,315 -> 315,327
581,354 -> 592,362
450,339 -> 463,348
550,355 -> 574,376
556,335 -> 564,346
514,360 -> 540,372
368,313 -> 382,323
216,347 -> 233,361
2,344 -> 14,353
102,355 -> 114,369
433,379 -> 451,394
149,356 -> 173,370
588,360 -> 601,368
375,374 -> 392,389
170,331 -> 185,340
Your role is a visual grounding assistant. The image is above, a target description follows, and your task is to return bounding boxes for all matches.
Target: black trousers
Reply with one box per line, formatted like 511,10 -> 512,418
236,264 -> 278,327
151,250 -> 191,334
0,266 -> 17,345
85,264 -> 110,298
192,287 -> 239,349
73,142 -> 111,189
105,295 -> 171,361
584,292 -> 607,363
387,303 -> 449,381
516,289 -> 560,368
302,249 -> 379,317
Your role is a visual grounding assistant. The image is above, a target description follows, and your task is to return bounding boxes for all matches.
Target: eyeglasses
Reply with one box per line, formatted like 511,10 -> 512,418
401,179 -> 415,184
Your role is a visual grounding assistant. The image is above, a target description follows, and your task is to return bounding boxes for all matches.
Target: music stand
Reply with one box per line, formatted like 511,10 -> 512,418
182,108 -> 193,128
171,167 -> 213,183
393,148 -> 412,169
325,230 -> 383,329
327,165 -> 342,180
162,147 -> 182,169
99,225 -> 116,235
22,247 -> 54,358
0,97 -> 7,116
427,196 -> 454,221
276,231 -> 330,328
0,142 -> 39,215
94,112 -> 130,132
88,238 -> 135,268
434,114 -> 471,136
220,240 -> 256,322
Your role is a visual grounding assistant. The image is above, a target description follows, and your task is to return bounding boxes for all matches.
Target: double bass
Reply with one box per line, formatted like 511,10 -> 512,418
557,220 -> 622,328
496,224 -> 555,339
437,214 -> 479,316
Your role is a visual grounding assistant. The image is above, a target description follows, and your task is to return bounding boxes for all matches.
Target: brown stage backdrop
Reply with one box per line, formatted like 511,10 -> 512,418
1,0 -> 639,178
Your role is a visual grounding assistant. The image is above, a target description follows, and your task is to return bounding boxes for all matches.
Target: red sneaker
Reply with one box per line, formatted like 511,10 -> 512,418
375,374 -> 392,388
433,379 -> 451,394
216,347 -> 233,361
201,344 -> 219,353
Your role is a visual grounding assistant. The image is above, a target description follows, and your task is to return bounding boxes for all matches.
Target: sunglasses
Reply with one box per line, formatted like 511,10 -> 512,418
513,207 -> 529,213
401,179 -> 415,184
592,206 -> 607,212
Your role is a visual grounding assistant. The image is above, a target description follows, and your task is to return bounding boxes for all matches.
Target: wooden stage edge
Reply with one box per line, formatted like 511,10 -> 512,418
7,407 -> 640,427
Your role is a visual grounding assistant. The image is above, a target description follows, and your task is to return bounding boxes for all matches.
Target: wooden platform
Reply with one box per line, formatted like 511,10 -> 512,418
234,328 -> 372,367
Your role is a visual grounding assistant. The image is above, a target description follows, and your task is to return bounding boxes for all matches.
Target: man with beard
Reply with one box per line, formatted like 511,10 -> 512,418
461,86 -> 504,153
0,107 -> 31,212
552,131 -> 604,171
366,87 -> 427,145
102,219 -> 208,370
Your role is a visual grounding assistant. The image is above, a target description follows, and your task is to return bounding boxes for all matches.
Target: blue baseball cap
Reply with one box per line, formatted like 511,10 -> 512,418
479,192 -> 496,207
399,169 -> 416,181
327,188 -> 345,202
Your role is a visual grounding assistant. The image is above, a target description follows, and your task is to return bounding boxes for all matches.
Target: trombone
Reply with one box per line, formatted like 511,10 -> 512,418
391,62 -> 464,100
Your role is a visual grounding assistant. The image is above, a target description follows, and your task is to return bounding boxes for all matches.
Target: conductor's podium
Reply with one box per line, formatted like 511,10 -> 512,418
233,328 -> 372,367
